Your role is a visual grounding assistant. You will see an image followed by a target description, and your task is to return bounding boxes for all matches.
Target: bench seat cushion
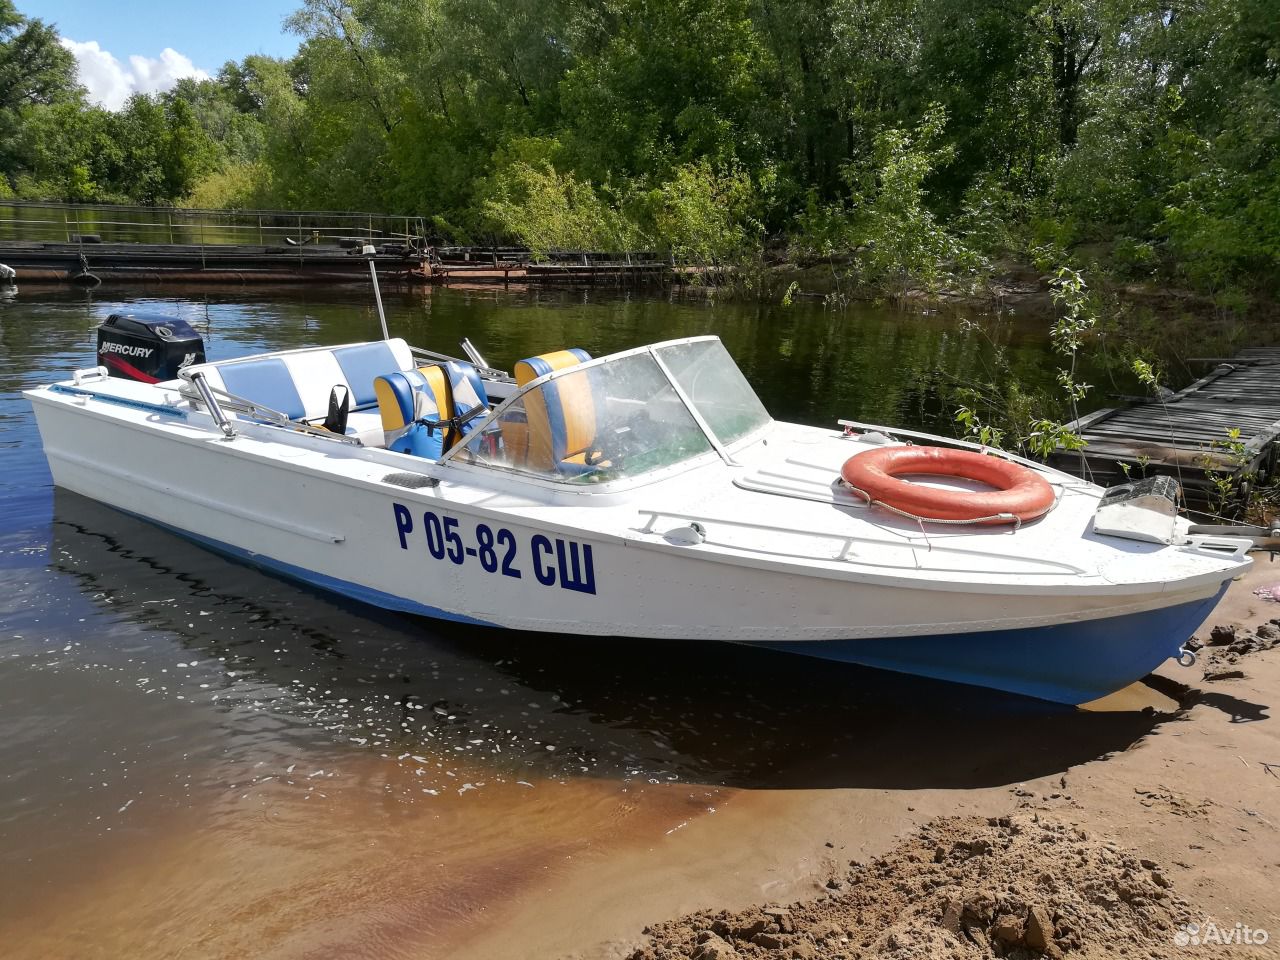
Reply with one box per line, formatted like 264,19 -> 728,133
183,339 -> 415,425
219,358 -> 306,420
343,410 -> 386,447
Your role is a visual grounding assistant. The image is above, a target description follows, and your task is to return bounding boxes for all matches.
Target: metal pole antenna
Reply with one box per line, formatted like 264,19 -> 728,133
367,248 -> 389,341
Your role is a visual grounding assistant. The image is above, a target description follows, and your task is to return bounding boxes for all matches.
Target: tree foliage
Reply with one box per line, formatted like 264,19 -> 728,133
1,0 -> 1276,295
0,0 -> 75,112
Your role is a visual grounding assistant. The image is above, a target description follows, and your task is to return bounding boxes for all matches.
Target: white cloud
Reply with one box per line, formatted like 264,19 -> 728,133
59,38 -> 210,111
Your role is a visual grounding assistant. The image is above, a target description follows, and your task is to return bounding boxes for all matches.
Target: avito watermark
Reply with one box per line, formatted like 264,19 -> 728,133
1175,921 -> 1269,947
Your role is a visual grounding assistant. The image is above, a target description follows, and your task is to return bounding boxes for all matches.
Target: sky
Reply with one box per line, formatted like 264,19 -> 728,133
20,0 -> 302,109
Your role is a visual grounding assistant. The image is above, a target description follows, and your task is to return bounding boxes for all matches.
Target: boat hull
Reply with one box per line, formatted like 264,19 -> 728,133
761,588 -> 1224,705
80,504 -> 1221,706
30,391 -> 1236,706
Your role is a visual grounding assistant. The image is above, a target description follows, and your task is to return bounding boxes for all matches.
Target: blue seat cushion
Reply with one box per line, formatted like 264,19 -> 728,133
219,358 -> 305,420
376,368 -> 452,460
334,342 -> 402,409
375,372 -> 417,426
389,422 -> 445,459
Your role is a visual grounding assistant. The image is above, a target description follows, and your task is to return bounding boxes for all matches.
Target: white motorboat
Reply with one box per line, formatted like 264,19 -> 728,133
26,317 -> 1253,705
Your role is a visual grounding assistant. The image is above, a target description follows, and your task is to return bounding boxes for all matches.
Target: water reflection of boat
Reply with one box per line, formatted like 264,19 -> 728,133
28,331 -> 1251,705
50,490 -> 1176,790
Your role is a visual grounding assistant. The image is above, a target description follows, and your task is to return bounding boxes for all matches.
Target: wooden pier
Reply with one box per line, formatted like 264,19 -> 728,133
0,202 -> 678,287
1048,349 -> 1280,509
0,239 -> 428,284
0,239 -> 676,286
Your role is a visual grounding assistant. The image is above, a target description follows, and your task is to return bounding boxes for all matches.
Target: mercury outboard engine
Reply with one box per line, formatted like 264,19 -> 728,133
96,312 -> 205,383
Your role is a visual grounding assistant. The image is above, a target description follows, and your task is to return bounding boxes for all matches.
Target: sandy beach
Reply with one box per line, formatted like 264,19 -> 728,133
464,563 -> 1280,960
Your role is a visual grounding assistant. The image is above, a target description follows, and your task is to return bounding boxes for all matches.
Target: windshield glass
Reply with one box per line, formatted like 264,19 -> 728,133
655,339 -> 771,445
454,351 -> 714,483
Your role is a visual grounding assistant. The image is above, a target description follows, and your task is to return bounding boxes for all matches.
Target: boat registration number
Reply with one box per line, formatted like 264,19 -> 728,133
392,502 -> 597,595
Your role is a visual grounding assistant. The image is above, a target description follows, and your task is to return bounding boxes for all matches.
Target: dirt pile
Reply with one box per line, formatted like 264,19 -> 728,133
626,814 -> 1196,960
1195,621 -> 1280,682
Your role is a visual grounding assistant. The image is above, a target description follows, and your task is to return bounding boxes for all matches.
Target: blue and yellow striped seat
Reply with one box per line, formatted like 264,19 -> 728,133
375,361 -> 492,459
442,360 -> 489,438
513,348 -> 595,474
375,366 -> 453,459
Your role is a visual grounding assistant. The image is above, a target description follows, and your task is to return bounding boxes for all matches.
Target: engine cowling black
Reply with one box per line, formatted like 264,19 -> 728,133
96,312 -> 206,383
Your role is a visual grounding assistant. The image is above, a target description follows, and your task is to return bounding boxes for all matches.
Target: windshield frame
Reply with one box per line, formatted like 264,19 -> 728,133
438,336 -> 772,483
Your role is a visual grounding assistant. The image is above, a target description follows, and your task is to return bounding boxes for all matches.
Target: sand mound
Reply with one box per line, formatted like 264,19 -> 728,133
627,814 -> 1195,959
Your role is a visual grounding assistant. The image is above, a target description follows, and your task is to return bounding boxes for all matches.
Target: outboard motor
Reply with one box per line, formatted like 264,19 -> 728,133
96,312 -> 205,383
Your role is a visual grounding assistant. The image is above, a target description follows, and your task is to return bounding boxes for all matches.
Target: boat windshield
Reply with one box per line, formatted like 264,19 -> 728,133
451,339 -> 770,484
653,339 -> 771,445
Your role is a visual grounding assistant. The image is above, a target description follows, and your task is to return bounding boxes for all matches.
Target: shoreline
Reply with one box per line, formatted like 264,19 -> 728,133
448,562 -> 1280,960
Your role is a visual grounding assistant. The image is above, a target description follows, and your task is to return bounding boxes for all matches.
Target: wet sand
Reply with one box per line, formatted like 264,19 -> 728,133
570,565 -> 1280,960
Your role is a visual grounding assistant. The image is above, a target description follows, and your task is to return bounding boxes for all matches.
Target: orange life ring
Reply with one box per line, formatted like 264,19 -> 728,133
840,445 -> 1055,524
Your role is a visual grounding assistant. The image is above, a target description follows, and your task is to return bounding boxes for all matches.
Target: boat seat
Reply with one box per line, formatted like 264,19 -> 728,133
375,360 -> 491,459
179,339 -> 415,444
376,366 -> 452,459
342,410 -> 387,447
512,348 -> 595,474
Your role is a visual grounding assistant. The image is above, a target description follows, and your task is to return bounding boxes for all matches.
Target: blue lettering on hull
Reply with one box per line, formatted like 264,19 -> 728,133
393,502 -> 597,595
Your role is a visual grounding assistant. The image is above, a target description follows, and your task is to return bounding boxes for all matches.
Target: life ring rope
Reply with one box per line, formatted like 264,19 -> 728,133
838,478 -> 1026,530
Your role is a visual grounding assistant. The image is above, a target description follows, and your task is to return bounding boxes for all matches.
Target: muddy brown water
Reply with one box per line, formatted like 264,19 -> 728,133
0,284 -> 1178,957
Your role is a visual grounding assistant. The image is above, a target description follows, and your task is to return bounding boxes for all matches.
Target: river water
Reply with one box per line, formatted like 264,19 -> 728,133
0,283 -> 1170,958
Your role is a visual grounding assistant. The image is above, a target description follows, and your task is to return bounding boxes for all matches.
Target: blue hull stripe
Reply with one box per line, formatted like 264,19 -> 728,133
116,507 -> 1225,705
139,515 -> 497,628
763,584 -> 1229,705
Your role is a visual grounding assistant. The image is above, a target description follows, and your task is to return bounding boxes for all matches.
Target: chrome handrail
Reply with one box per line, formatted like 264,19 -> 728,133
460,338 -> 489,369
182,372 -> 362,445
190,372 -> 235,439
408,345 -> 511,381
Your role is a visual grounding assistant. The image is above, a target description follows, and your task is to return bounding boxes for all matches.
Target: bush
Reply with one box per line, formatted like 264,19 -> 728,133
636,160 -> 761,264
481,159 -> 646,256
1110,236 -> 1158,278
183,162 -> 268,210
789,106 -> 987,298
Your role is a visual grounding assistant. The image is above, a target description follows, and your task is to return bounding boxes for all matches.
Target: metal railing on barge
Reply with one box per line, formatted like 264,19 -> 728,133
0,201 -> 691,286
0,200 -> 427,249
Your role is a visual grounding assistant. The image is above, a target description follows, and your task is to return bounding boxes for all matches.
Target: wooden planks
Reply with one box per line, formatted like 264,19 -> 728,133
1048,356 -> 1280,507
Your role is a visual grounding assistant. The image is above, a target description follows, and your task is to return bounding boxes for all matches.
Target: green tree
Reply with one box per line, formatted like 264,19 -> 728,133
558,0 -> 769,183
0,0 -> 81,187
0,0 -> 77,112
